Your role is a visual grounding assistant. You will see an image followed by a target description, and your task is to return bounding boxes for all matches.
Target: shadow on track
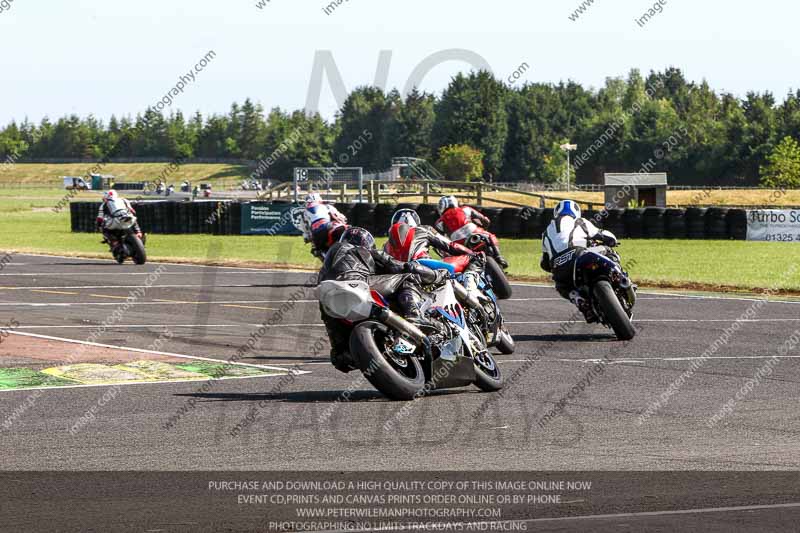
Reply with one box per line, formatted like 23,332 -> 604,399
175,388 -> 472,404
513,333 -> 616,343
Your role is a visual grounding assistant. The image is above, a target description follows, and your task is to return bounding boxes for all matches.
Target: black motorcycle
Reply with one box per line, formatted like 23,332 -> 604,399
104,211 -> 147,265
573,243 -> 637,340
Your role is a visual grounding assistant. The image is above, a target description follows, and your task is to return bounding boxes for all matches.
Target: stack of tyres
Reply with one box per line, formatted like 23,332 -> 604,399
705,208 -> 730,239
685,208 -> 707,239
373,204 -> 396,236
481,208 -> 503,234
135,202 -> 151,234
417,204 -> 439,227
499,208 -> 522,238
350,203 -> 376,233
210,202 -> 225,235
537,209 -> 554,238
642,208 -> 667,239
520,207 -> 542,239
199,202 -> 216,234
623,209 -> 645,238
334,203 -> 354,226
726,209 -> 748,240
165,201 -> 178,234
229,202 -> 242,235
600,209 -> 626,238
665,208 -> 687,239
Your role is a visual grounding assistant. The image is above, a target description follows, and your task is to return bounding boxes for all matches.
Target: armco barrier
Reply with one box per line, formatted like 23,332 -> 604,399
70,202 -> 749,240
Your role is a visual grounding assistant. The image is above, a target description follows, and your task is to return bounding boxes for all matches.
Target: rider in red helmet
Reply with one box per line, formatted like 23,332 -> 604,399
434,195 -> 508,268
384,208 -> 484,301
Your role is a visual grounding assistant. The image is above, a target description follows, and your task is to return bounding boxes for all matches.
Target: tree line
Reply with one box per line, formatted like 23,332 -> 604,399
2,67 -> 800,186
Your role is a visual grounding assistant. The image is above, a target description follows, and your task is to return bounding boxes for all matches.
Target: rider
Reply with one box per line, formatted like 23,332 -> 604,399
319,227 -> 446,373
385,209 -> 485,302
434,195 -> 509,268
96,190 -> 143,247
303,192 -> 348,259
540,200 -> 618,321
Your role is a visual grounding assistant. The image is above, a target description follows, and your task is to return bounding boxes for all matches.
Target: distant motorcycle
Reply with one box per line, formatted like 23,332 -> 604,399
573,242 -> 636,340
461,229 -> 512,300
318,271 -> 503,400
103,211 -> 147,265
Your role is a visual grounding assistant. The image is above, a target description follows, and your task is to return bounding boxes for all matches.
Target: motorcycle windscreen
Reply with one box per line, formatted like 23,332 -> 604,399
317,280 -> 374,321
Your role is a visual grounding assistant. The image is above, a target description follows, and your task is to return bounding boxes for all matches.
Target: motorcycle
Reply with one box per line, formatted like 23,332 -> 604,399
462,230 -> 512,300
318,268 -> 504,401
103,210 -> 147,265
572,242 -> 637,340
419,257 -> 514,355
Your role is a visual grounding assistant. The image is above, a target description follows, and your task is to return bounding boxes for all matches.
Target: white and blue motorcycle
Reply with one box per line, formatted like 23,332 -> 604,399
318,265 -> 504,401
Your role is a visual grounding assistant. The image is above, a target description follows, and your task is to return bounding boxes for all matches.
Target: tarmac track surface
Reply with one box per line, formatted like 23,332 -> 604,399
1,254 -> 799,531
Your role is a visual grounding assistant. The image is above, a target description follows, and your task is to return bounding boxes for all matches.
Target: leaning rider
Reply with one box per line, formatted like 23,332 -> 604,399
540,200 -> 618,322
96,190 -> 142,248
303,192 -> 348,259
385,208 -> 485,302
318,227 -> 446,373
434,195 -> 509,268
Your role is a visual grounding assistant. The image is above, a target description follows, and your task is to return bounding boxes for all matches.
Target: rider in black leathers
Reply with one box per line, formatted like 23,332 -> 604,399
319,227 -> 446,373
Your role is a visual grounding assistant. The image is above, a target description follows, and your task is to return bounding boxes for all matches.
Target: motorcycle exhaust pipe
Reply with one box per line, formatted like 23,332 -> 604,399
375,307 -> 428,344
452,281 -> 482,311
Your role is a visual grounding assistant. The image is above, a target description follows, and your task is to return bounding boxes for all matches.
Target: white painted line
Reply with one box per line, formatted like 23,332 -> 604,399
0,373 -> 287,394
498,355 -> 800,364
0,300 -> 317,307
508,318 -> 800,324
7,330 -> 311,374
14,324 -> 325,329
0,284 -> 266,290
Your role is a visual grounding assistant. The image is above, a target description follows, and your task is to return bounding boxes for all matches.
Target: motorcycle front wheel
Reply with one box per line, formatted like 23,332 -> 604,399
592,280 -> 636,341
350,321 -> 425,401
485,257 -> 512,300
473,350 -> 504,392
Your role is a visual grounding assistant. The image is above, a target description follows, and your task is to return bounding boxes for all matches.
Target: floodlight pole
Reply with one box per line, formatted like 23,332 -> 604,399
560,143 -> 578,193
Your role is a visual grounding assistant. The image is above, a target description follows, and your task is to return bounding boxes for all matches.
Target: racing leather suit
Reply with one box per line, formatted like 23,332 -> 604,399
541,215 -> 618,308
96,198 -> 142,245
303,202 -> 347,257
319,242 -> 444,372
384,223 -> 484,299
435,206 -> 507,267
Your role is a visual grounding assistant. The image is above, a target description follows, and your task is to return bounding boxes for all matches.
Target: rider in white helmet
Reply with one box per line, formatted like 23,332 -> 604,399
96,190 -> 142,246
302,192 -> 348,258
541,200 -> 618,321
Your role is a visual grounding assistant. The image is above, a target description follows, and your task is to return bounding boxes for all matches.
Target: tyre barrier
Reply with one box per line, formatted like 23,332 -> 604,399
623,209 -> 645,239
642,208 -> 666,239
665,208 -> 687,239
705,208 -> 730,240
69,202 -> 751,240
684,207 -> 708,239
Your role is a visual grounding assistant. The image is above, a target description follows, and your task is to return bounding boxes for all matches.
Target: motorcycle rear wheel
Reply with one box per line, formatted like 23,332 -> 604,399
485,257 -> 512,300
592,280 -> 636,341
127,234 -> 147,265
350,321 -> 426,401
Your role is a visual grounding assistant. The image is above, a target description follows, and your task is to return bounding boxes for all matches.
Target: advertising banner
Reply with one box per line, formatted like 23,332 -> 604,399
240,202 -> 302,236
746,209 -> 800,242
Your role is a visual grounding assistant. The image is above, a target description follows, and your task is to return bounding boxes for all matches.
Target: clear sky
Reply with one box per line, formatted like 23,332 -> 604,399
0,0 -> 796,125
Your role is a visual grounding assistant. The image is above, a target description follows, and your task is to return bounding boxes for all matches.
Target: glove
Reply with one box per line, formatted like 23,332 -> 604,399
433,269 -> 449,286
96,216 -> 105,228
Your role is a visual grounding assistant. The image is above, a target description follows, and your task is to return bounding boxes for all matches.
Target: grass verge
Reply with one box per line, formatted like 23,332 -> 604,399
1,209 -> 799,294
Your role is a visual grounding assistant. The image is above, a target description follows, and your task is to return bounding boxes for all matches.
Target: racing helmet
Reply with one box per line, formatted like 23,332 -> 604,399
437,195 -> 459,215
103,190 -> 118,203
554,200 -> 581,219
339,227 -> 376,249
305,192 -> 322,206
390,209 -> 420,228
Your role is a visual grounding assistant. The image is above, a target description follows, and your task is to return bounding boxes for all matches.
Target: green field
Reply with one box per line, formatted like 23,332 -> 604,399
1,191 -> 798,293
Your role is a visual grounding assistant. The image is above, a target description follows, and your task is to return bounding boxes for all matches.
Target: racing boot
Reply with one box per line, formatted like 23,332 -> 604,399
397,289 -> 431,327
495,255 -> 509,269
569,290 -> 598,324
462,272 -> 486,307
